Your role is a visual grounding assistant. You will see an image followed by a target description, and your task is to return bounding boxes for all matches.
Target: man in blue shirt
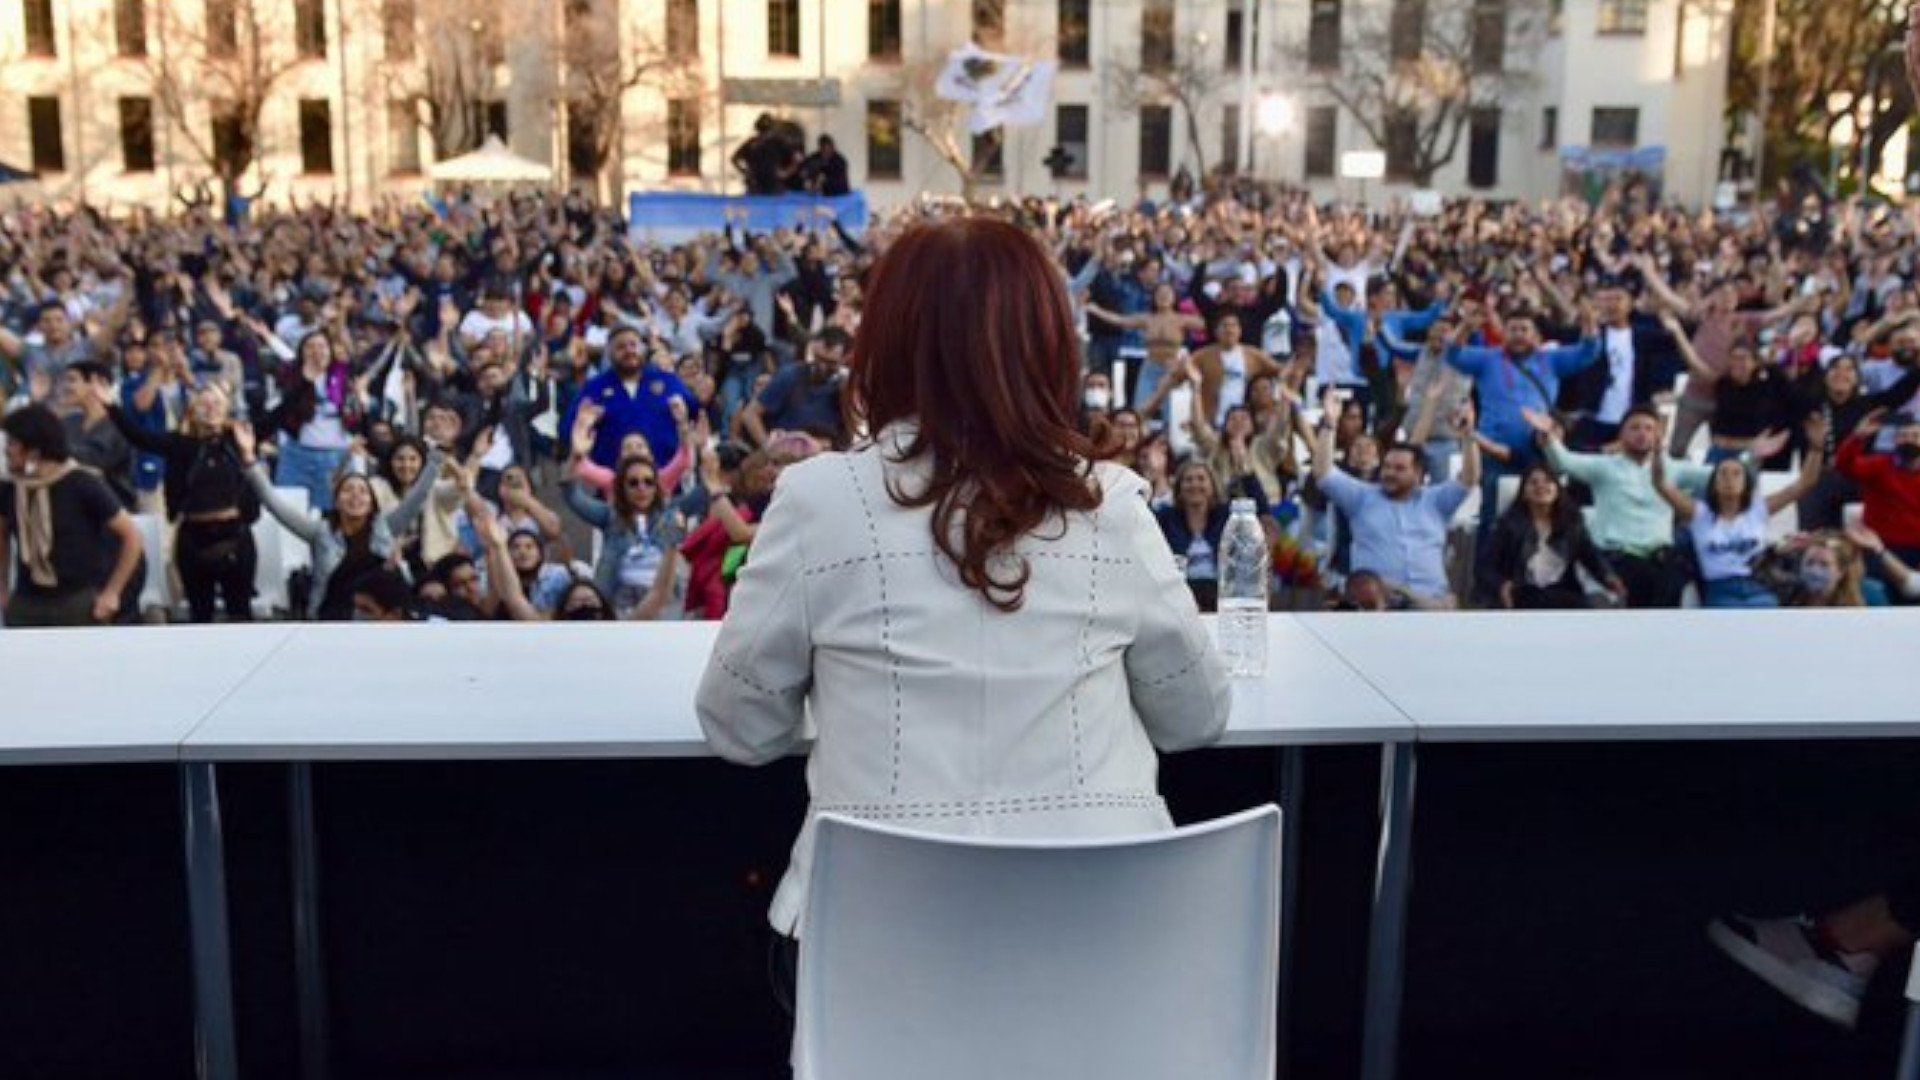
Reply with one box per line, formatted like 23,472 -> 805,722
562,326 -> 698,469
741,327 -> 850,448
1309,397 -> 1481,608
1444,310 -> 1600,600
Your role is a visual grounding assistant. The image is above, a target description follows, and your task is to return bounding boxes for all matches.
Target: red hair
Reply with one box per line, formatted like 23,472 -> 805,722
848,217 -> 1118,612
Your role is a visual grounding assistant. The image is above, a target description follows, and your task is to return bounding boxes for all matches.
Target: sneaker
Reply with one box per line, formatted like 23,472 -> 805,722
1707,914 -> 1878,1028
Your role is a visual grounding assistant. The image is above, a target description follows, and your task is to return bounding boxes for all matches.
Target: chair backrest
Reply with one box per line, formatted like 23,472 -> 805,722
797,805 -> 1282,1080
132,513 -> 174,615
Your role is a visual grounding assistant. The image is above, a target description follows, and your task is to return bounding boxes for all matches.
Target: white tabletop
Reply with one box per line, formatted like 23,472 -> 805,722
181,622 -> 715,761
1298,609 -> 1920,742
178,617 -> 1410,761
0,625 -> 294,764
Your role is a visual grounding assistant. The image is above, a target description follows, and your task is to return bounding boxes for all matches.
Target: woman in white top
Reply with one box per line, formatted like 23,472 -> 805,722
695,218 -> 1233,995
1654,413 -> 1827,608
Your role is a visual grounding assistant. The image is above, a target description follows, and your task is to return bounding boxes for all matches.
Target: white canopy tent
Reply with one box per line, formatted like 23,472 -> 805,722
426,136 -> 553,185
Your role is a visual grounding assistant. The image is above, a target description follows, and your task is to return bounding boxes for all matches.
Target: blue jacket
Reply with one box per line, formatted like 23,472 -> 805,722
1380,302 -> 1448,363
1090,269 -> 1151,351
563,368 -> 699,470
1445,340 -> 1600,454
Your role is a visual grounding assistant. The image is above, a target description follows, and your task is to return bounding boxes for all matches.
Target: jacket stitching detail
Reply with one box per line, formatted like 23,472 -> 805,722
816,791 -> 1165,819
1069,501 -> 1103,788
715,653 -> 806,697
801,550 -> 1132,577
842,456 -> 904,797
1135,652 -> 1205,690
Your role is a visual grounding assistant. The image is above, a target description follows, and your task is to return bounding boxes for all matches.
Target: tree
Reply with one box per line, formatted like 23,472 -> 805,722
1728,0 -> 1910,190
560,0 -> 703,202
1287,0 -> 1547,187
145,0 -> 307,205
897,53 -> 1007,204
1104,45 -> 1233,179
383,0 -> 512,161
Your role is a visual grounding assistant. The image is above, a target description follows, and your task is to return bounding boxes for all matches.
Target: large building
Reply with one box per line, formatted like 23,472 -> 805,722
0,0 -> 1734,211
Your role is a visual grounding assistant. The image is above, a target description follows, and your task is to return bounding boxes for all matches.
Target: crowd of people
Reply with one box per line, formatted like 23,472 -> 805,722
6,165 -> 1920,625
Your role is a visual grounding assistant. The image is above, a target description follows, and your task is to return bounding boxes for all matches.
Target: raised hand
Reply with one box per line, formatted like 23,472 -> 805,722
1750,427 -> 1792,460
1520,408 -> 1557,437
1847,523 -> 1887,555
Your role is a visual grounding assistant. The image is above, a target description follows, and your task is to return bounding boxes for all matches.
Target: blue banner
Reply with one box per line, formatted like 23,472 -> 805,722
1559,146 -> 1668,205
628,191 -> 870,245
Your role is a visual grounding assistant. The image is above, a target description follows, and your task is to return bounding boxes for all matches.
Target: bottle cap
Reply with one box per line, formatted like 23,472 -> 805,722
1229,498 -> 1258,515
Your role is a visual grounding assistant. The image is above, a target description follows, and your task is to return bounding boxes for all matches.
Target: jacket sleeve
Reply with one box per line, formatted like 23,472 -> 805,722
1117,483 -> 1231,752
382,449 -> 446,534
244,464 -> 325,543
696,467 -> 814,765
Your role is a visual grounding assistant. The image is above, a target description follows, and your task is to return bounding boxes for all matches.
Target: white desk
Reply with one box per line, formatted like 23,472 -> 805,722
177,617 -> 1410,762
0,625 -> 294,764
182,623 -> 717,761
1299,609 -> 1920,743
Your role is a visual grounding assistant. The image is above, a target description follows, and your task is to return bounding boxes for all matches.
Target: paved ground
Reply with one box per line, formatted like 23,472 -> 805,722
4,741 -> 1915,1078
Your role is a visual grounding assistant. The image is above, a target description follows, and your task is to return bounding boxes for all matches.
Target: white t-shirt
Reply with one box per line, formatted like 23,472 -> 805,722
1690,499 -> 1770,582
1598,325 -> 1636,426
458,308 -> 534,344
1215,347 -> 1249,427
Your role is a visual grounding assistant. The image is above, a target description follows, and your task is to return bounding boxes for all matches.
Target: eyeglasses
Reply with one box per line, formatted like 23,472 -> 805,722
624,475 -> 658,489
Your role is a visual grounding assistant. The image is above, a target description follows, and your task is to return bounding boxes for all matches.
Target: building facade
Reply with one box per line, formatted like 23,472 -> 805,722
0,0 -> 1734,211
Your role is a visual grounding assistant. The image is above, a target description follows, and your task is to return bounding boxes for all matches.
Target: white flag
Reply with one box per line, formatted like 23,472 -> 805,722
971,59 -> 1057,134
935,43 -> 1013,105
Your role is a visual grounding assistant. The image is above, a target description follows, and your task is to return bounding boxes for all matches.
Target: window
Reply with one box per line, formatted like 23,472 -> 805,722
972,131 -> 1003,180
1056,103 -> 1088,179
1057,0 -> 1090,66
1470,0 -> 1505,73
1390,0 -> 1425,63
117,0 -> 147,57
383,0 -> 415,60
1590,106 -> 1639,148
119,97 -> 155,172
1305,105 -> 1337,178
388,101 -> 421,174
1468,107 -> 1500,188
667,99 -> 701,175
668,0 -> 699,56
24,0 -> 56,56
1596,0 -> 1648,34
485,101 -> 509,139
28,98 -> 64,173
1385,110 -> 1418,181
207,0 -> 238,58
1308,0 -> 1341,72
1221,104 -> 1242,175
295,0 -> 327,57
972,0 -> 1003,49
1225,9 -> 1245,66
1540,106 -> 1557,149
1138,105 -> 1172,178
866,100 -> 902,178
1141,0 -> 1175,72
212,102 -> 246,176
868,0 -> 900,59
768,0 -> 800,57
299,99 -> 333,173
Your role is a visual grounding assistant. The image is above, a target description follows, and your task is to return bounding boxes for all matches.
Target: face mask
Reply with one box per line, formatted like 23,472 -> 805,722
1084,389 -> 1112,411
1798,563 -> 1838,596
1897,445 -> 1920,466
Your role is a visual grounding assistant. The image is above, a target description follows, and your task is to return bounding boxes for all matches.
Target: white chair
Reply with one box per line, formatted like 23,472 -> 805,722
251,487 -> 314,617
132,513 -> 175,616
1494,474 -> 1520,519
796,805 -> 1282,1080
1899,948 -> 1920,1080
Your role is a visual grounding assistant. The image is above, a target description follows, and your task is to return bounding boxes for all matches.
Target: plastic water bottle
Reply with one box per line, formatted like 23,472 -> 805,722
1217,498 -> 1270,677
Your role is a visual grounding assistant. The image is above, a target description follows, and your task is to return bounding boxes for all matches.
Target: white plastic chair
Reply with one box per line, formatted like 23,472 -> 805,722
796,805 -> 1282,1080
132,513 -> 175,616
1897,948 -> 1919,1080
251,487 -> 314,617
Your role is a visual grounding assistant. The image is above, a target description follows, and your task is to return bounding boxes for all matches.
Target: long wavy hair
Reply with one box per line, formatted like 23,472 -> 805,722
847,217 -> 1119,612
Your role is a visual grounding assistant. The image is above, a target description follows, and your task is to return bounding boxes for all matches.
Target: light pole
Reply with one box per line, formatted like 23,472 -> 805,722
1256,92 -> 1296,184
1751,0 -> 1776,207
1236,0 -> 1256,175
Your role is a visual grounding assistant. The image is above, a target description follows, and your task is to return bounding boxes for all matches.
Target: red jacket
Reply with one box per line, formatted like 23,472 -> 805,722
1836,435 -> 1920,549
679,505 -> 755,621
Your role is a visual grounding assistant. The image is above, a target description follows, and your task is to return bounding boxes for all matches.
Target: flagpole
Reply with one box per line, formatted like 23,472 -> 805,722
1236,0 -> 1254,174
